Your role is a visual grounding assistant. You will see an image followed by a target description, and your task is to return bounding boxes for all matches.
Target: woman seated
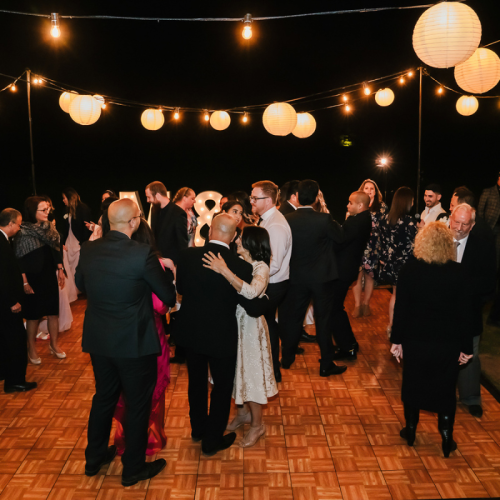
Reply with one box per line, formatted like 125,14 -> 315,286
203,226 -> 277,448
390,221 -> 473,458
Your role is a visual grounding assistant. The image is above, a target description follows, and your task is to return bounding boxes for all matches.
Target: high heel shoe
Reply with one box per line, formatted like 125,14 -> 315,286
438,412 -> 457,458
400,403 -> 420,446
28,354 -> 42,365
239,425 -> 266,448
49,345 -> 66,359
227,412 -> 251,431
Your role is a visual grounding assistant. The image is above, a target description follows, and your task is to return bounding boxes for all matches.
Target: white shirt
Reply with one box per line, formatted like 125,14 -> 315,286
209,239 -> 230,250
0,229 -> 8,241
259,206 -> 292,283
287,201 -> 297,210
454,235 -> 469,263
421,202 -> 446,223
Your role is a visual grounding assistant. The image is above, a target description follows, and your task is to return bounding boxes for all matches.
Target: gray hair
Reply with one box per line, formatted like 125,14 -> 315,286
0,208 -> 21,227
451,203 -> 476,222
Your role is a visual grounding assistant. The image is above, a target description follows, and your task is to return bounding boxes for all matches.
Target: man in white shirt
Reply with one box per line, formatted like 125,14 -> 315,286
250,180 -> 292,383
421,183 -> 446,223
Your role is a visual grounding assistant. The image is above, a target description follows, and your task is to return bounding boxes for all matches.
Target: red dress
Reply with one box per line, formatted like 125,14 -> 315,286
113,289 -> 170,455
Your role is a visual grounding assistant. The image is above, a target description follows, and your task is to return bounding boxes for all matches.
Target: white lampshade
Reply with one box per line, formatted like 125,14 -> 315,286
263,102 -> 297,136
455,48 -> 500,94
375,88 -> 395,107
456,95 -> 479,116
292,113 -> 316,138
413,2 -> 481,68
69,95 -> 101,125
59,91 -> 78,113
141,109 -> 164,131
210,111 -> 231,131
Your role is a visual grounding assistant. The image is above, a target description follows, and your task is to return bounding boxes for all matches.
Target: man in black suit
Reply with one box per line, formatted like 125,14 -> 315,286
175,214 -> 259,455
451,204 -> 496,418
75,199 -> 176,487
332,192 -> 372,360
0,209 -> 37,393
281,180 -> 347,377
278,180 -> 300,216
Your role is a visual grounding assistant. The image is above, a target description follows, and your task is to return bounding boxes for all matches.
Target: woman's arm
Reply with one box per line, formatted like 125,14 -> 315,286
202,252 -> 244,292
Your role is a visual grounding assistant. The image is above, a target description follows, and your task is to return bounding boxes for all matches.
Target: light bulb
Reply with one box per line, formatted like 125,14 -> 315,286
10,84 -> 16,92
204,111 -> 209,121
380,158 -> 387,165
242,25 -> 252,39
342,95 -> 348,102
242,113 -> 248,123
438,87 -> 443,95
51,26 -> 61,38
33,78 -> 38,84
408,71 -> 414,77
102,104 -> 106,109
345,104 -> 351,112
174,108 -> 180,120
50,13 -> 60,38
399,77 -> 405,84
363,85 -> 371,96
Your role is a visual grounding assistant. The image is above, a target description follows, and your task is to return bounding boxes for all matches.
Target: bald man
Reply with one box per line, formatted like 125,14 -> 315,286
75,198 -> 176,486
175,215 -> 263,456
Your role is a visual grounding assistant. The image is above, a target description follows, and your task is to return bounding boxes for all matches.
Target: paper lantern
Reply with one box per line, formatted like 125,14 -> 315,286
59,91 -> 78,113
292,113 -> 316,138
455,48 -> 500,94
210,111 -> 231,131
69,95 -> 101,125
456,95 -> 479,116
194,191 -> 223,246
263,102 -> 297,136
141,109 -> 164,131
375,88 -> 395,107
413,2 -> 481,68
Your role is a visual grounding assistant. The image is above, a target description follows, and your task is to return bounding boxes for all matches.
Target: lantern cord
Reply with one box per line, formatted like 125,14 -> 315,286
424,70 -> 500,98
483,39 -> 500,48
0,70 -> 27,92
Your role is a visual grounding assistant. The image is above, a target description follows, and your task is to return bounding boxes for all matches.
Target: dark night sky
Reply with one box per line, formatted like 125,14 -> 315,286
1,0 -> 499,222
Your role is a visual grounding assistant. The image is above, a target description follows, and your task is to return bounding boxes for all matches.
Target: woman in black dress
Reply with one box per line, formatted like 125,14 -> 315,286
14,197 -> 66,364
390,221 -> 473,457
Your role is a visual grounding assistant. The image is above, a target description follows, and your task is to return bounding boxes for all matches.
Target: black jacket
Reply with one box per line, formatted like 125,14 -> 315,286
279,201 -> 296,217
286,208 -> 344,284
0,235 -> 24,311
62,203 -> 92,245
75,230 -> 176,358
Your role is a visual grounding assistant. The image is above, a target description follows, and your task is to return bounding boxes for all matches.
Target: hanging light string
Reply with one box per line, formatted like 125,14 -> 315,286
424,69 -> 500,98
483,39 -> 500,48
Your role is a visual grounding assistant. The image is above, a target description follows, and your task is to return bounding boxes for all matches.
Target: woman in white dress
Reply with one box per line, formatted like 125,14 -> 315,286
203,226 -> 278,448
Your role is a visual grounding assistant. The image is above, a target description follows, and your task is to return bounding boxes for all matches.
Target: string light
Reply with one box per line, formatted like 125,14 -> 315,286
242,13 -> 252,40
342,94 -> 348,102
204,110 -> 209,121
10,84 -> 16,92
174,107 -> 180,120
408,71 -> 414,77
437,86 -> 444,94
399,76 -> 405,84
242,112 -> 248,123
345,104 -> 351,112
363,83 -> 371,95
50,13 -> 61,38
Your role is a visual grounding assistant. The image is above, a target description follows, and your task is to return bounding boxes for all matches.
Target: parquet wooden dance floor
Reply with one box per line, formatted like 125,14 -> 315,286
1,289 -> 500,499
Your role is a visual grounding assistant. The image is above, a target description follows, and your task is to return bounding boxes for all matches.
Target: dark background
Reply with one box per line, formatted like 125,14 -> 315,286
0,0 -> 499,223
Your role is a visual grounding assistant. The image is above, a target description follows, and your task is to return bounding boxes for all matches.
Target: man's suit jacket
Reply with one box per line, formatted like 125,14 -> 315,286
279,201 -> 296,217
175,243 -> 256,359
151,202 -> 189,264
0,235 -> 24,314
75,230 -> 176,358
62,203 -> 92,245
478,185 -> 500,229
286,208 -> 344,284
336,210 -> 372,284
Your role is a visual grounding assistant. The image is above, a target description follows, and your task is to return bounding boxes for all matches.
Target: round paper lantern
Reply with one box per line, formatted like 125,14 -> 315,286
375,88 -> 395,107
69,95 -> 101,125
455,48 -> 500,94
413,2 -> 481,68
59,91 -> 78,113
456,95 -> 479,116
263,102 -> 297,136
141,109 -> 164,131
210,111 -> 231,131
292,113 -> 316,138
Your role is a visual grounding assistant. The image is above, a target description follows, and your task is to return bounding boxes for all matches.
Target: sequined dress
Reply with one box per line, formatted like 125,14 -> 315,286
233,261 -> 278,405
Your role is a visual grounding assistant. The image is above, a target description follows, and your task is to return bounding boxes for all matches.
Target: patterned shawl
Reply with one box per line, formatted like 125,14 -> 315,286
14,221 -> 60,259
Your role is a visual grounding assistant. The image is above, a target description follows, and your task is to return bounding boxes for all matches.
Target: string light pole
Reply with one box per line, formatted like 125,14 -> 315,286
416,66 -> 423,213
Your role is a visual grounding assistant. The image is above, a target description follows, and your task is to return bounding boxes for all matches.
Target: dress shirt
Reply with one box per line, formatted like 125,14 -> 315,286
287,201 -> 297,210
454,235 -> 469,263
421,202 -> 446,223
209,240 -> 230,250
0,229 -> 8,241
259,206 -> 292,283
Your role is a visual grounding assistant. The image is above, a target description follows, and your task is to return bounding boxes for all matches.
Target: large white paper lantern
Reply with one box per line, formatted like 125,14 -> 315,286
59,91 -> 78,113
456,95 -> 478,116
263,102 -> 297,136
69,95 -> 101,125
455,48 -> 500,94
413,2 -> 481,68
141,109 -> 164,131
210,111 -> 231,131
292,113 -> 316,138
375,88 -> 395,107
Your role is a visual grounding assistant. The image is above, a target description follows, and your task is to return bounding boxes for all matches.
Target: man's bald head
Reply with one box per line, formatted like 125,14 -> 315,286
347,191 -> 370,216
209,213 -> 237,244
108,198 -> 142,236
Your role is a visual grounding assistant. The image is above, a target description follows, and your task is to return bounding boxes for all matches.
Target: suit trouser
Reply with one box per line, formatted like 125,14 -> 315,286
0,309 -> 27,385
281,280 -> 336,371
331,279 -> 357,351
263,280 -> 289,374
185,349 -> 236,450
457,335 -> 481,406
86,353 -> 157,477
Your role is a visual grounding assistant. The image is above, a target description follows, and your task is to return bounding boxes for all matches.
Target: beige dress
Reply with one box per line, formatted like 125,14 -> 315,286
233,261 -> 278,405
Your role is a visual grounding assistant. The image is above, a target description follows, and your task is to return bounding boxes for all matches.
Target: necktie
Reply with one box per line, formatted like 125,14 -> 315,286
257,217 -> 263,226
455,241 -> 461,262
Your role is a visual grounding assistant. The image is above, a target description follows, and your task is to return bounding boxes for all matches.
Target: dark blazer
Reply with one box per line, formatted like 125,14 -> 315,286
336,210 -> 372,284
0,235 -> 24,312
285,208 -> 344,284
279,201 -> 296,217
151,202 -> 189,263
62,202 -> 92,245
75,230 -> 176,358
478,185 -> 500,229
16,243 -> 62,275
175,243 -> 255,358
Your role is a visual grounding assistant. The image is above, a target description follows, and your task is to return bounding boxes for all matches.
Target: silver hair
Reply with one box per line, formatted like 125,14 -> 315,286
451,203 -> 476,222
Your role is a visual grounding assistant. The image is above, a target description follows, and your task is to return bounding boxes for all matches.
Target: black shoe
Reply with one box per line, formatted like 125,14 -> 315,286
332,348 -> 357,361
4,381 -> 37,393
438,412 -> 457,458
353,341 -> 359,352
319,363 -> 347,377
85,446 -> 117,476
202,432 -> 236,457
281,360 -> 292,370
274,370 -> 282,383
121,459 -> 167,487
170,356 -> 186,364
400,427 -> 416,447
295,347 -> 305,355
300,331 -> 317,343
191,432 -> 204,443
468,405 -> 483,418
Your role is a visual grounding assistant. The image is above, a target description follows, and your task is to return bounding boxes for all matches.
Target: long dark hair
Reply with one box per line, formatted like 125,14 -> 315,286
62,187 -> 83,218
132,219 -> 161,257
387,187 -> 414,225
241,226 -> 271,266
24,196 -> 47,223
227,191 -> 255,223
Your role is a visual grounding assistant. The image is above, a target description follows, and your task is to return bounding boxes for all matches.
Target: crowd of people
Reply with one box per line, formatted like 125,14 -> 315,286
0,172 -> 499,486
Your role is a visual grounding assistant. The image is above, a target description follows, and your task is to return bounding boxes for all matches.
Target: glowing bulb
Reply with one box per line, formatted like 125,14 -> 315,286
34,78 -> 38,84
10,84 -> 16,92
242,25 -> 252,39
399,76 -> 405,84
50,13 -> 60,38
342,95 -> 348,102
204,111 -> 209,121
380,158 -> 388,165
206,215 -> 210,219
438,87 -> 444,94
408,71 -> 414,77
242,113 -> 248,123
102,104 -> 106,109
345,104 -> 351,112
174,108 -> 180,120
363,85 -> 371,96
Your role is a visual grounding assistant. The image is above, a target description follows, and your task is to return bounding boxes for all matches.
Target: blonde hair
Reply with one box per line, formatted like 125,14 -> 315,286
414,221 -> 455,264
172,187 -> 194,204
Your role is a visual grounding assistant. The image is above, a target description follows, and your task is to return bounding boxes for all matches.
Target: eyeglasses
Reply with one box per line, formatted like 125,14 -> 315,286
37,208 -> 51,213
249,196 -> 270,202
128,212 -> 144,223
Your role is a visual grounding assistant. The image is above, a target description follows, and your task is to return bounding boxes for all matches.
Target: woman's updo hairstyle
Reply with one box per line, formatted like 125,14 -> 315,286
241,226 -> 271,266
